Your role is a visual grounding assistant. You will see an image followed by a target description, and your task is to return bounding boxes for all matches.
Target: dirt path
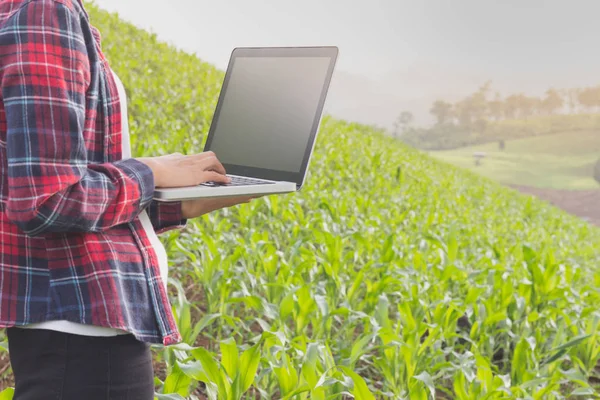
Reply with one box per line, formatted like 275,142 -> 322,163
511,185 -> 600,227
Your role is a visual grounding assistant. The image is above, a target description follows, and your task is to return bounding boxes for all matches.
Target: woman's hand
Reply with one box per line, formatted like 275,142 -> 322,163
136,151 -> 230,188
136,151 -> 259,218
181,196 -> 256,219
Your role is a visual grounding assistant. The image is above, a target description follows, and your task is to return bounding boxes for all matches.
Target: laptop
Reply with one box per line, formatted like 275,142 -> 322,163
153,46 -> 339,202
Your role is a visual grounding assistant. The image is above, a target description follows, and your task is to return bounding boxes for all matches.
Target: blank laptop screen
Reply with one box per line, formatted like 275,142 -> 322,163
207,56 -> 332,173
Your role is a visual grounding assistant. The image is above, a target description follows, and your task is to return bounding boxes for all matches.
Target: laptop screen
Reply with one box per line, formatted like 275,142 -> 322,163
204,47 -> 338,185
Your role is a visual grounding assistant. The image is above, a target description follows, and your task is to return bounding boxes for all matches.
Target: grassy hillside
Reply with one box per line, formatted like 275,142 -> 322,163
3,3 -> 600,399
402,114 -> 600,151
431,130 -> 600,190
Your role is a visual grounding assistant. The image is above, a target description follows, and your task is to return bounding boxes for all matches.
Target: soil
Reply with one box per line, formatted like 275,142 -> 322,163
511,185 -> 600,227
0,352 -> 11,390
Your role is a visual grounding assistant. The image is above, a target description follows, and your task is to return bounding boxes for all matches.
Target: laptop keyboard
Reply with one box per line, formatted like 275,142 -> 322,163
201,176 -> 275,187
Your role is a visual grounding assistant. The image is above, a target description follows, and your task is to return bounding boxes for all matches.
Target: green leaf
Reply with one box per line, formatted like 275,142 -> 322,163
0,388 -> 14,400
447,229 -> 458,262
154,394 -> 185,400
410,384 -> 429,400
301,343 -> 322,389
484,311 -> 507,326
162,362 -> 192,396
315,295 -> 329,317
177,360 -> 207,382
375,295 -> 391,330
191,347 -> 229,398
190,313 -> 221,343
167,342 -> 197,352
542,334 -> 592,365
350,334 -> 374,366
541,349 -> 567,366
239,342 -> 261,393
551,334 -> 591,354
204,382 -> 220,400
453,371 -> 469,400
301,359 -> 318,389
280,293 -> 295,319
273,354 -> 299,396
562,368 -> 590,387
570,387 -> 595,396
220,337 -> 239,379
347,269 -> 365,302
281,384 -> 311,400
228,295 -> 263,311
512,337 -> 530,384
413,371 -> 436,399
340,366 -> 375,400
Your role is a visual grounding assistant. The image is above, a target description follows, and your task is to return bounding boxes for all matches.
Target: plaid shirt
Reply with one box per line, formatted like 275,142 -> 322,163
0,0 -> 185,345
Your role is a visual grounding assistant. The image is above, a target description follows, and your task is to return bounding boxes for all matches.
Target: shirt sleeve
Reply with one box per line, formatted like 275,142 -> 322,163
146,200 -> 187,234
1,0 -> 155,236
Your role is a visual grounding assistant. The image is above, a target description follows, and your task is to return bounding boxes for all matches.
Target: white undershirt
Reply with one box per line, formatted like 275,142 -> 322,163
21,69 -> 169,336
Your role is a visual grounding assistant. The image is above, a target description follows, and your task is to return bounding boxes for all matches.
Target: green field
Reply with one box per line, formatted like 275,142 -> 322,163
431,130 -> 600,190
2,3 -> 600,399
402,114 -> 600,151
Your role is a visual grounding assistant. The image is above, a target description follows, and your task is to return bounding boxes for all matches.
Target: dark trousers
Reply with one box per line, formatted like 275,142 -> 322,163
6,327 -> 154,400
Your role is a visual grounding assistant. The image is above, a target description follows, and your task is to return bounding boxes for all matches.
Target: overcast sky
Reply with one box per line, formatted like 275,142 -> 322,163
94,0 -> 600,127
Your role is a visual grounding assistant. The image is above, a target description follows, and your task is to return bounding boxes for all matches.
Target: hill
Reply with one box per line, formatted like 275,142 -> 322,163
3,3 -> 600,399
430,130 -> 600,190
401,114 -> 600,151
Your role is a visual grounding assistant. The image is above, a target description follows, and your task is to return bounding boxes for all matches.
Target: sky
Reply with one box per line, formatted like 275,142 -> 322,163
94,0 -> 600,128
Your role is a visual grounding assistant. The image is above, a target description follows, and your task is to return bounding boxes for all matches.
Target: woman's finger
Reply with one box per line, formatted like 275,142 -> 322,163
199,156 -> 227,175
193,151 -> 216,160
200,171 -> 230,185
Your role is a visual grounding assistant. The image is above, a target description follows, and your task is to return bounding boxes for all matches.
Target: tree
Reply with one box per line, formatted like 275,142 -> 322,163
563,88 -> 580,114
430,100 -> 453,125
488,93 -> 504,121
578,86 -> 600,112
470,81 -> 492,120
393,111 -> 414,137
453,84 -> 491,127
541,88 -> 563,115
399,111 -> 414,127
503,94 -> 520,119
454,99 -> 474,127
473,118 -> 487,133
454,94 -> 487,128
516,94 -> 538,119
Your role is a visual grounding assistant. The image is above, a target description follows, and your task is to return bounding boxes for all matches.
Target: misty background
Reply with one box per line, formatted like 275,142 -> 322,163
94,0 -> 600,130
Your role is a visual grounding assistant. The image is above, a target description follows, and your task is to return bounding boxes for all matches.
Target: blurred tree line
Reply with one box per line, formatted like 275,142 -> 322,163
396,82 -> 600,150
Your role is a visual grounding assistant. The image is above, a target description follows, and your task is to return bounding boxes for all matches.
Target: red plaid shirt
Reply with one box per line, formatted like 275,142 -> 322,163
0,0 -> 185,345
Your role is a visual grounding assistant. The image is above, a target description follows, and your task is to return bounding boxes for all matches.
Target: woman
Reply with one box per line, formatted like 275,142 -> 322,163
0,0 -> 250,398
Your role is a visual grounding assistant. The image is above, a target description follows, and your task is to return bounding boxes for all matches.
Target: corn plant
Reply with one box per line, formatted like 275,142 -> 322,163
89,3 -> 600,397
2,3 -> 600,399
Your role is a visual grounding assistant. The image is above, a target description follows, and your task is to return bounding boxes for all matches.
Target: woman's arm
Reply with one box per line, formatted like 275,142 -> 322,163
2,0 -> 155,235
146,200 -> 187,234
145,195 -> 258,234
